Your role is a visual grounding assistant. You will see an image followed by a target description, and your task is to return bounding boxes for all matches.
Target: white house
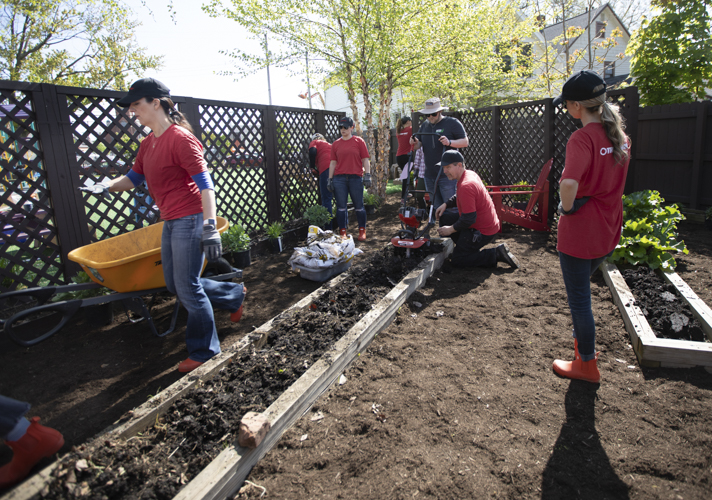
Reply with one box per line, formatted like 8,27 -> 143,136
533,3 -> 631,85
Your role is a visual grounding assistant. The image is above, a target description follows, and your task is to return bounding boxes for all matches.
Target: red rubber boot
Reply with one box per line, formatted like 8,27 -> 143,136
230,285 -> 247,323
357,227 -> 366,241
0,417 -> 64,489
553,352 -> 600,383
339,228 -> 347,237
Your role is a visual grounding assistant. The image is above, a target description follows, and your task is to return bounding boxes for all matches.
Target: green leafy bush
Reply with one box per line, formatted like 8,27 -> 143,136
609,190 -> 688,270
706,206 -> 712,220
303,205 -> 332,227
511,181 -> 531,202
221,222 -> 251,253
265,221 -> 284,239
363,191 -> 381,207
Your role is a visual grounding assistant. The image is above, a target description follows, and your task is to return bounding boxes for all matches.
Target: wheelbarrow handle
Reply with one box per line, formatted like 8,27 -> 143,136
0,282 -> 104,306
4,299 -> 83,347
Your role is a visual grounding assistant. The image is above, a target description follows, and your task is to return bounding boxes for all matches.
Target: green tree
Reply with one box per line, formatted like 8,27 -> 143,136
0,0 -> 162,89
627,0 -> 712,106
204,0 -> 533,198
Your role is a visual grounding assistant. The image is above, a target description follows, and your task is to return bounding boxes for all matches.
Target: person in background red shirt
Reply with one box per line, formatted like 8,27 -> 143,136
309,133 -> 333,226
327,116 -> 371,241
395,116 -> 413,175
552,70 -> 631,384
434,150 -> 519,269
79,78 -> 247,374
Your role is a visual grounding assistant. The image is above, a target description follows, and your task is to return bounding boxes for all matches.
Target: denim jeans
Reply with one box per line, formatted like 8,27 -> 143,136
0,395 -> 30,438
333,174 -> 366,230
440,211 -> 497,267
162,214 -> 246,363
319,169 -> 334,217
558,251 -> 612,361
425,175 -> 458,220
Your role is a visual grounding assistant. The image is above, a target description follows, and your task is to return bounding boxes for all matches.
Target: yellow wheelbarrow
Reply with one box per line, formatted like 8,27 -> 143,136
0,217 -> 241,347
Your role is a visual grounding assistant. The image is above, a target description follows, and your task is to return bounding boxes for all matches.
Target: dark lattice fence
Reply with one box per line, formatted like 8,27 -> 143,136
0,81 -> 343,291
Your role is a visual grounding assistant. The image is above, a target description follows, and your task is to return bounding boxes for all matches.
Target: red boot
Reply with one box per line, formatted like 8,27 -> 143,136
553,352 -> 600,383
357,227 -> 366,241
339,228 -> 347,237
0,417 -> 64,489
230,285 -> 246,323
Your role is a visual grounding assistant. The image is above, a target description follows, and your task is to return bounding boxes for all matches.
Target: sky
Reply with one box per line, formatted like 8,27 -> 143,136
124,0 -> 321,109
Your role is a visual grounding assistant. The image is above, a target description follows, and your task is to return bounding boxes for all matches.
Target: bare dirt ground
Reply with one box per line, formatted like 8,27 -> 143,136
1,194 -> 712,499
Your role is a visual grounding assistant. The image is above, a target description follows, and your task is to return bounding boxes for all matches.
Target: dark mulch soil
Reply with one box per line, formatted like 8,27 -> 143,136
2,197 -> 712,500
623,266 -> 707,342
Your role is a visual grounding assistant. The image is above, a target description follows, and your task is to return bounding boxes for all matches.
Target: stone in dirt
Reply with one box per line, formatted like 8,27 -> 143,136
238,412 -> 271,448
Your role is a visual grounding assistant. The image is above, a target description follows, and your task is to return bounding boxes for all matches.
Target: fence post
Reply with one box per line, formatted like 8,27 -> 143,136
624,86 -> 640,195
33,83 -> 90,278
180,97 -> 204,145
315,110 -> 326,137
492,106 -> 500,185
543,98 -> 555,221
263,106 -> 281,222
690,100 -> 707,209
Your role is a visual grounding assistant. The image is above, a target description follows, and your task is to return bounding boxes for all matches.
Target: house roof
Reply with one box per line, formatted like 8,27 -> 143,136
540,3 -> 631,50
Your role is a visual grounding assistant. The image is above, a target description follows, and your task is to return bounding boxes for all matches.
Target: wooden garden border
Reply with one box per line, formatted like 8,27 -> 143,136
4,240 -> 452,500
601,261 -> 712,368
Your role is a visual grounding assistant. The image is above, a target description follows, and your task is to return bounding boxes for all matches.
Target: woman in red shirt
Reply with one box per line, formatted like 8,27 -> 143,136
395,116 -> 413,174
552,70 -> 630,384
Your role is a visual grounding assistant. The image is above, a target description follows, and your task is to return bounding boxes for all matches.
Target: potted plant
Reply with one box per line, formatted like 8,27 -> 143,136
706,206 -> 712,230
363,191 -> 381,215
221,221 -> 251,268
303,205 -> 333,231
511,181 -> 530,210
265,221 -> 285,253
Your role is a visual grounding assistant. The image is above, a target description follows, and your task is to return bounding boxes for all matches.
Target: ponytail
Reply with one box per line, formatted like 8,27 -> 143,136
579,95 -> 629,164
148,96 -> 195,134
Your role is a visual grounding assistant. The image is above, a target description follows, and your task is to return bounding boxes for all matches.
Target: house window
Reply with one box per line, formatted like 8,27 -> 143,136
595,21 -> 606,39
604,61 -> 615,79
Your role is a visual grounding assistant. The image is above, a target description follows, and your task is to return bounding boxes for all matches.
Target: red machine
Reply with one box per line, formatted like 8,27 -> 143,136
391,205 -> 435,257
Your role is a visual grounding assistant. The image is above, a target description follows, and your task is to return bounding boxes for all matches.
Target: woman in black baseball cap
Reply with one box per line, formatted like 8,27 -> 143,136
80,78 -> 247,373
552,70 -> 630,384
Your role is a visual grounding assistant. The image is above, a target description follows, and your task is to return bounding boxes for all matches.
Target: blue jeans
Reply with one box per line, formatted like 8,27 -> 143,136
319,169 -> 334,217
333,174 -> 366,230
440,212 -> 497,267
425,175 -> 458,220
162,214 -> 246,363
0,395 -> 30,438
558,251 -> 612,361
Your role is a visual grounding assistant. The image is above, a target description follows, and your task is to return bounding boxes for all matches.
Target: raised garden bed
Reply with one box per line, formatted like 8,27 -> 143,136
601,261 -> 712,368
5,240 -> 452,500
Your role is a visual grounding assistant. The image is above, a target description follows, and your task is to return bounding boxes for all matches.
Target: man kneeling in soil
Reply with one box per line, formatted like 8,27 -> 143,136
435,151 -> 519,269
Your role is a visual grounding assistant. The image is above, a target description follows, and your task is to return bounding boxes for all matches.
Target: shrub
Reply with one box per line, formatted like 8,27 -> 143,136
221,222 -> 251,253
705,206 -> 712,220
303,205 -> 332,227
53,272 -> 110,301
511,181 -> 531,202
609,190 -> 688,270
363,191 -> 381,207
266,221 -> 285,239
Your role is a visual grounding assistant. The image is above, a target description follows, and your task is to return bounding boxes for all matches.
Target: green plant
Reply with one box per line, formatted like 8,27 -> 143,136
511,181 -> 530,202
221,222 -> 251,253
53,271 -> 111,301
363,191 -> 381,207
302,205 -> 332,227
609,190 -> 688,270
705,206 -> 712,220
265,221 -> 284,239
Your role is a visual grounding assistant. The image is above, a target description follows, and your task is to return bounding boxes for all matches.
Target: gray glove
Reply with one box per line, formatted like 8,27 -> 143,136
558,196 -> 590,215
78,182 -> 111,198
201,220 -> 222,262
363,173 -> 372,188
327,177 -> 334,193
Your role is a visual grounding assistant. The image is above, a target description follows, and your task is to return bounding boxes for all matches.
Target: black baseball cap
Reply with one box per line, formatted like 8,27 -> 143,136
440,150 -> 464,167
553,70 -> 606,107
117,78 -> 171,107
339,116 -> 354,128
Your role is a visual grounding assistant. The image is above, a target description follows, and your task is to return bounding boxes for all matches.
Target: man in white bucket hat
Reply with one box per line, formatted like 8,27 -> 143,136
410,97 -> 469,219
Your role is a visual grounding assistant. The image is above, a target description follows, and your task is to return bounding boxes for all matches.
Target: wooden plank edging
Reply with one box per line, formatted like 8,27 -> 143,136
600,261 -> 712,368
175,240 -> 453,500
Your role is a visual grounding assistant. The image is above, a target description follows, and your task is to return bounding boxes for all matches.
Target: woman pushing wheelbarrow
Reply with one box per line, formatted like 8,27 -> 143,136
79,78 -> 246,373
